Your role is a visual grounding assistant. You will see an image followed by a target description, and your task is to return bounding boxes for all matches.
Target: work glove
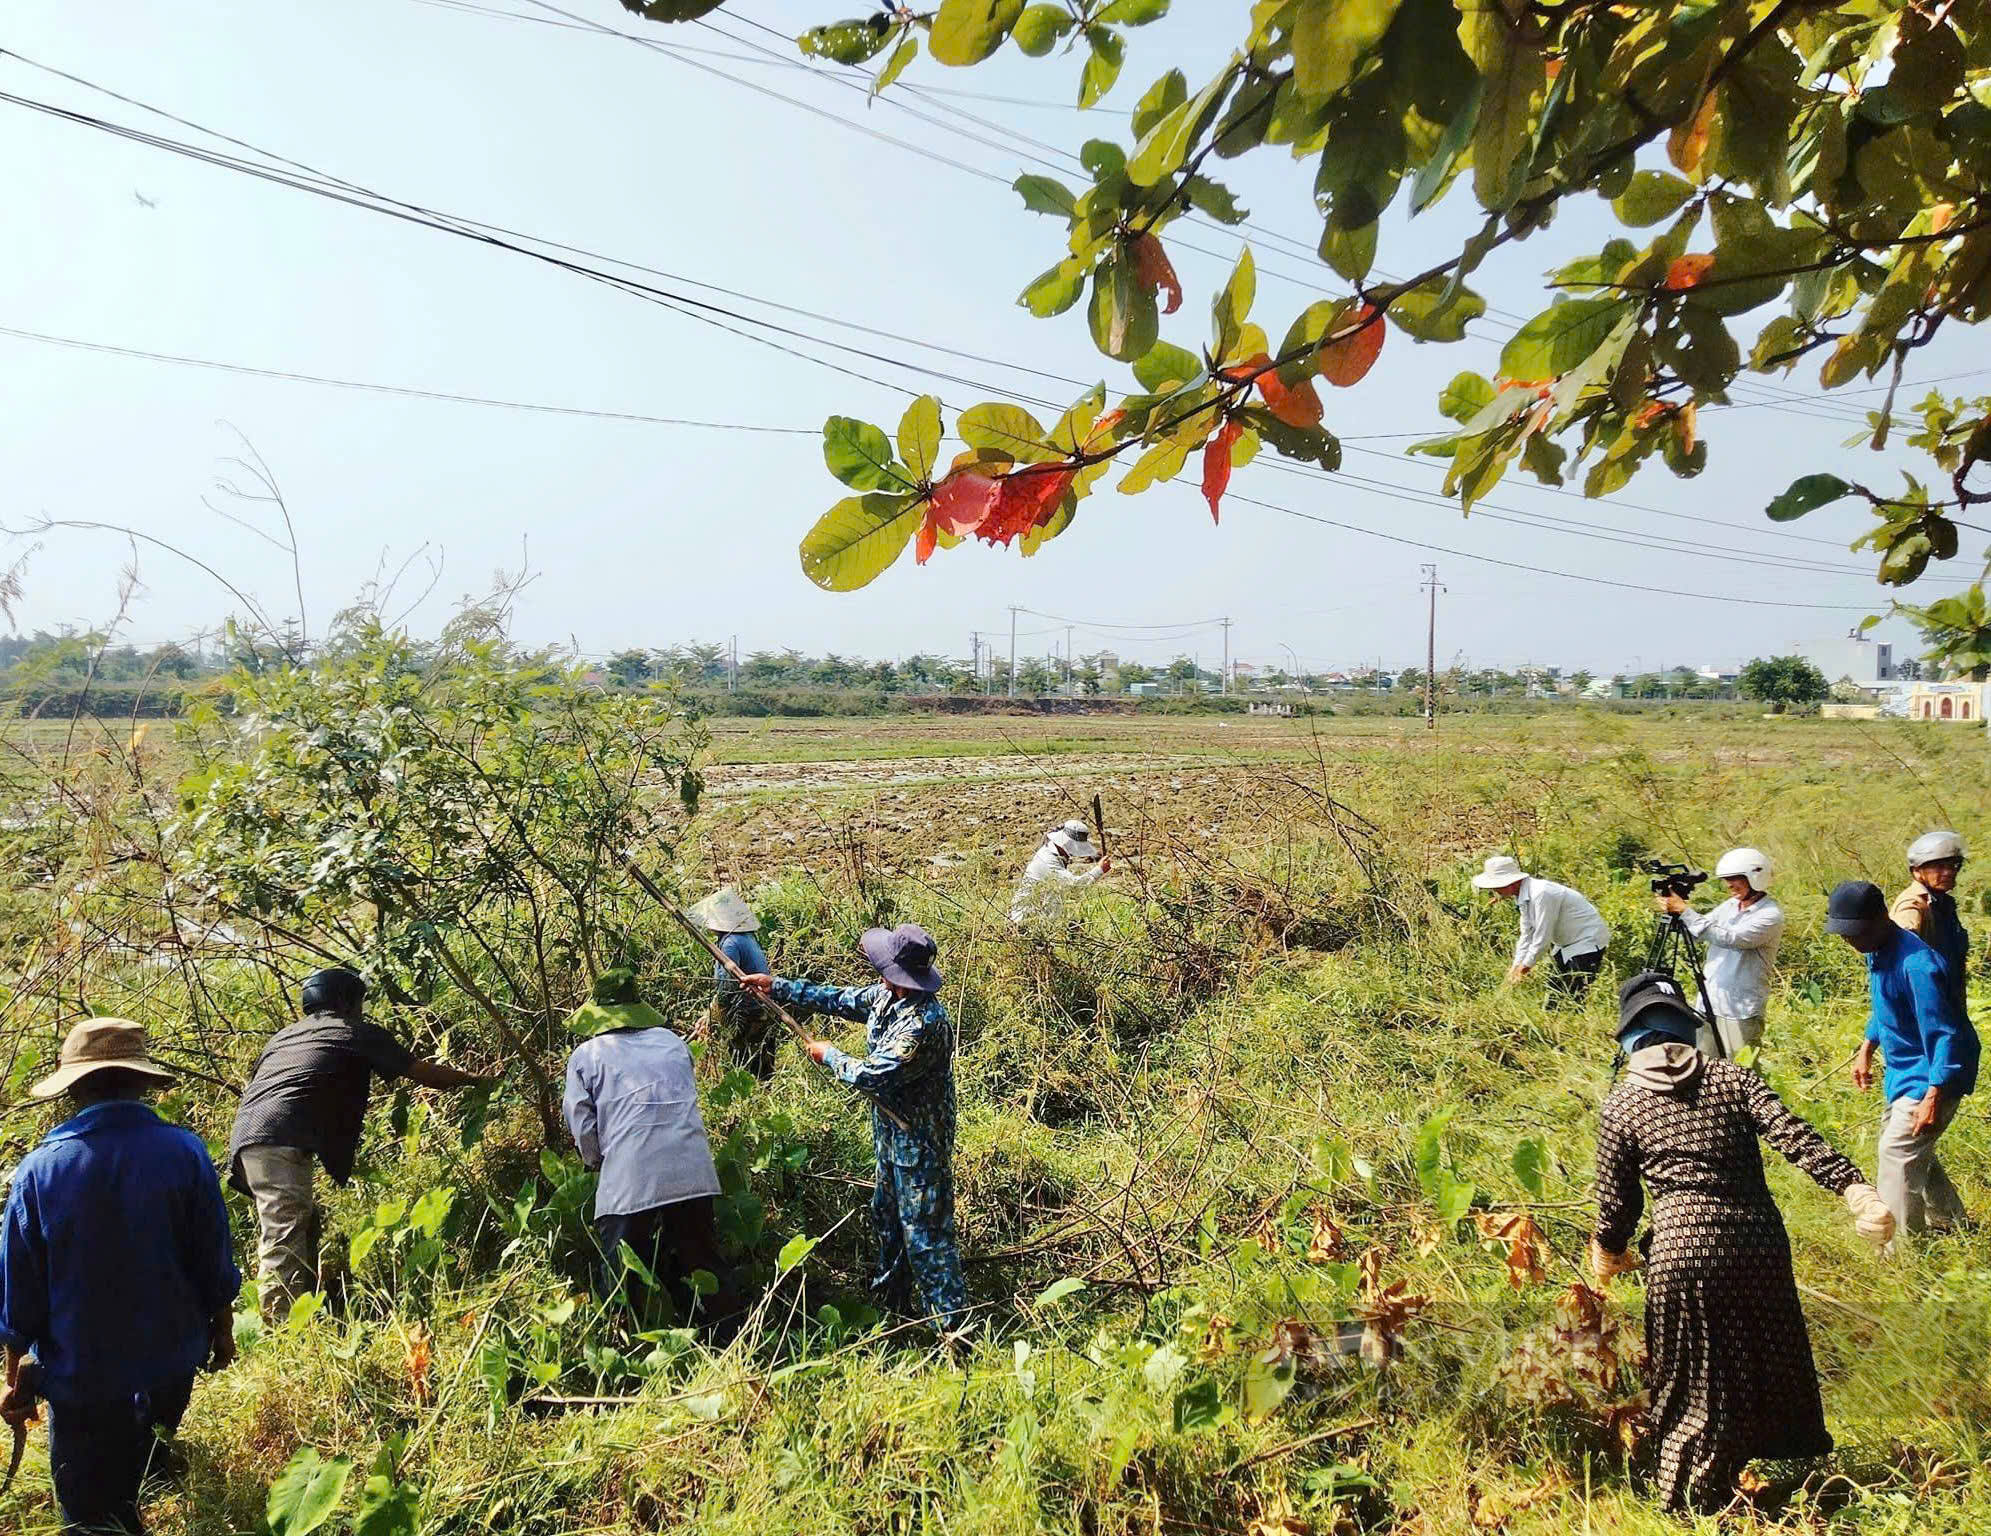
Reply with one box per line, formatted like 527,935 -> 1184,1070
1844,1183 -> 1896,1246
1589,1238 -> 1637,1283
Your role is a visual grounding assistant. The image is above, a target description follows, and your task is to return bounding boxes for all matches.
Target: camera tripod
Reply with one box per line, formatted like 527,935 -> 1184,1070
1643,912 -> 1722,1053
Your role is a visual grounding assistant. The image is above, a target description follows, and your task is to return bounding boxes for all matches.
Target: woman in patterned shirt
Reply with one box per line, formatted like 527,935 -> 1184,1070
1591,971 -> 1895,1513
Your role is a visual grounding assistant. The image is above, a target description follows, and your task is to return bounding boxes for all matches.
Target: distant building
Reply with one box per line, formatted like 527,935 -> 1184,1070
1247,701 -> 1294,717
1810,631 -> 1896,688
1906,680 -> 1991,722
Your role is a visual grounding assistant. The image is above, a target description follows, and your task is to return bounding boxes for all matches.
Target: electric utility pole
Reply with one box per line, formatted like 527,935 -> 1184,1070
1008,606 -> 1019,697
1420,565 -> 1444,731
969,631 -> 980,691
728,635 -> 737,693
1220,616 -> 1233,694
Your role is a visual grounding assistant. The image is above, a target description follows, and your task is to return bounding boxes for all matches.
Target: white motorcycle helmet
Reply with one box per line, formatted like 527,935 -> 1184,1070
1714,847 -> 1773,892
1907,830 -> 1965,869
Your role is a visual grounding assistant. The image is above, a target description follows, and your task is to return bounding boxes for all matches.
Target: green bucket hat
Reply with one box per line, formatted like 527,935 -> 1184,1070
564,971 -> 668,1037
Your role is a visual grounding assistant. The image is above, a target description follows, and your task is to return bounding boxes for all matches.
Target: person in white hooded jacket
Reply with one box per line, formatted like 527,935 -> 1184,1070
1010,820 -> 1112,926
1657,846 -> 1784,1059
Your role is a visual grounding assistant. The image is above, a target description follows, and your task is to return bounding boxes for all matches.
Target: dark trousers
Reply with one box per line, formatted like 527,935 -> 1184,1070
597,1196 -> 739,1337
1548,948 -> 1604,1005
46,1376 -> 194,1535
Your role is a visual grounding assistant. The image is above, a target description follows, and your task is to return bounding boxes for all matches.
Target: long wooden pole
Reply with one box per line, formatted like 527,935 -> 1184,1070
618,855 -> 912,1134
1090,792 -> 1109,862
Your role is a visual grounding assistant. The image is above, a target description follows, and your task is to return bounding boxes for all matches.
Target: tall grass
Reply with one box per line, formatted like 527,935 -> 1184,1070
2,713 -> 1989,1534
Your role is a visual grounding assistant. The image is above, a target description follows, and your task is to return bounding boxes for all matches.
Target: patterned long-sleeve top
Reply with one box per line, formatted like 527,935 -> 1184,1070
771,978 -> 956,1167
1594,1054 -> 1863,1255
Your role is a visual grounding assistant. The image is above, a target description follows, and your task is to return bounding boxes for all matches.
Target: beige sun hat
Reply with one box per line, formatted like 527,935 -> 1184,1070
686,887 -> 759,934
31,1017 -> 176,1099
1470,854 -> 1530,890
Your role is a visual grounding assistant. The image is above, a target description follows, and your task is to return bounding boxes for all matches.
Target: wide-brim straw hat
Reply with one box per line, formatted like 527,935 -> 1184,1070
1047,820 -> 1099,860
687,887 -> 759,934
31,1017 -> 176,1099
859,923 -> 944,992
1471,854 -> 1529,889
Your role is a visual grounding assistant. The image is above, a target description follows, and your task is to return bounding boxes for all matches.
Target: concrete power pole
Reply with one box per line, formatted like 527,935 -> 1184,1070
970,631 -> 980,691
1420,565 -> 1444,731
728,635 -> 737,692
1220,616 -> 1233,694
1008,605 -> 1019,698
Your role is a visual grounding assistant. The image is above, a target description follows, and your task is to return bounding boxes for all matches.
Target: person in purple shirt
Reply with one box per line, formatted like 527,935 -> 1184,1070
0,1019 -> 240,1535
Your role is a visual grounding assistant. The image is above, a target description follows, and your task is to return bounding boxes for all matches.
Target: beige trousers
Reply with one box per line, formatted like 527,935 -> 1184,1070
1878,1093 -> 1966,1237
237,1144 -> 320,1319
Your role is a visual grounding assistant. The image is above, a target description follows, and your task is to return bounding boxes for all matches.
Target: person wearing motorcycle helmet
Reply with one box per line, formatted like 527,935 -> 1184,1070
1892,831 -> 1970,1012
226,967 -> 494,1318
1656,847 -> 1784,1059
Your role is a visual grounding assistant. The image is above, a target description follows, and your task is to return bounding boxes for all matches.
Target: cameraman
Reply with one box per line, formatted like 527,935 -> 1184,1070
1657,847 -> 1784,1058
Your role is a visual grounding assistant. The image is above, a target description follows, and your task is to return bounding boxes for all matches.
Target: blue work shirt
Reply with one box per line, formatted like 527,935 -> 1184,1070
714,932 -> 770,1016
1865,927 -> 1981,1104
0,1100 -> 240,1404
771,979 -> 955,1167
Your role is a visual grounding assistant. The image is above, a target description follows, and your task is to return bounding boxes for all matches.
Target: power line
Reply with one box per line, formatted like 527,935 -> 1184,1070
0,322 -> 816,432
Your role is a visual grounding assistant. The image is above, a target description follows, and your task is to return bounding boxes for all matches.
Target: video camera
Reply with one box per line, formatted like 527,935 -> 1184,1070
1639,858 -> 1709,901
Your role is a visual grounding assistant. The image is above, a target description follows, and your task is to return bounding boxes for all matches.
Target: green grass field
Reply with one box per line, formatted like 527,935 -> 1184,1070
3,706 -> 1989,1534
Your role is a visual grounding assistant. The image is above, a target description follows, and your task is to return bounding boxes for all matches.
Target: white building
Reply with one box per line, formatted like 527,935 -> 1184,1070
1811,631 -> 1896,688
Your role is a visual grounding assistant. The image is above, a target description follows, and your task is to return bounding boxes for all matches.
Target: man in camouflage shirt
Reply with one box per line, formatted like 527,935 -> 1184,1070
743,923 -> 963,1332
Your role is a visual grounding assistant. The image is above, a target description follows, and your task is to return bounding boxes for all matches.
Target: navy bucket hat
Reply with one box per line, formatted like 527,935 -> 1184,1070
859,923 -> 944,992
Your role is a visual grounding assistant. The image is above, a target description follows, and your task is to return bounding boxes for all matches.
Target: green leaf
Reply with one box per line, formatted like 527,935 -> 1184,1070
1131,69 -> 1187,141
799,492 -> 922,591
822,417 -> 911,491
1434,1175 -> 1476,1226
1118,437 -> 1190,493
1888,15 -> 1965,114
1512,1137 -> 1547,1198
1020,257 -> 1088,318
1389,281 -> 1485,343
1132,341 -> 1203,393
1413,1108 -> 1454,1201
1079,28 -> 1125,108
409,1184 -> 454,1238
777,1233 -> 818,1273
267,1449 -> 354,1536
616,1240 -> 660,1290
352,1458 -> 419,1536
897,396 -> 942,482
1088,249 -> 1158,361
1182,174 -> 1246,225
929,0 -> 1023,67
1439,371 -> 1495,422
1460,4 -> 1539,211
1012,2 -> 1072,57
1613,170 -> 1695,227
958,402 -> 1056,460
1242,1353 -> 1297,1423
1318,220 -> 1377,283
1015,174 -> 1079,217
798,18 -> 895,65
1211,246 -> 1255,359
1128,64 -> 1236,189
347,1225 -> 382,1272
1098,0 -> 1169,22
1498,298 -> 1628,380
1034,1275 -> 1088,1307
1766,473 -> 1854,522
1172,1375 -> 1224,1432
872,34 -> 917,94
1289,0 -> 1402,101
1411,79 -> 1481,214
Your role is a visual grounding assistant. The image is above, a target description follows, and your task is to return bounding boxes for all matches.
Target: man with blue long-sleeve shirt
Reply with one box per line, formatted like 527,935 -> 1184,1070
0,1019 -> 240,1534
743,923 -> 964,1334
1829,881 -> 1981,1236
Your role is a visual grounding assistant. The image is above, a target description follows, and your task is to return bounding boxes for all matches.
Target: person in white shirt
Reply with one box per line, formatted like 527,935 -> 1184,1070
1010,819 -> 1113,926
1473,854 -> 1612,1003
1658,846 -> 1784,1059
561,969 -> 734,1335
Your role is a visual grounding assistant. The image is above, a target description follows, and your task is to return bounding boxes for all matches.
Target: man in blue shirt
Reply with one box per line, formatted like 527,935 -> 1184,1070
0,1019 -> 240,1534
1829,881 -> 1981,1236
742,924 -> 964,1336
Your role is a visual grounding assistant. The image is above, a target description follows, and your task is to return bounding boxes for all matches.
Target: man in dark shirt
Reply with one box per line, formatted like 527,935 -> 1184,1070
0,1018 -> 240,1535
226,968 -> 490,1317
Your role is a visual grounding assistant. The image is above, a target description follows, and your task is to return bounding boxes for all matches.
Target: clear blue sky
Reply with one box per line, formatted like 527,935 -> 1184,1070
1,1 -> 1978,676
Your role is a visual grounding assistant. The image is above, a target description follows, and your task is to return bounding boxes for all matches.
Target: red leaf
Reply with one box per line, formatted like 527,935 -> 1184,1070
928,471 -> 1002,535
1663,253 -> 1714,291
915,513 -> 939,565
982,465 -> 1075,546
1129,232 -> 1182,315
1257,369 -> 1323,429
1318,303 -> 1385,387
1201,418 -> 1242,524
